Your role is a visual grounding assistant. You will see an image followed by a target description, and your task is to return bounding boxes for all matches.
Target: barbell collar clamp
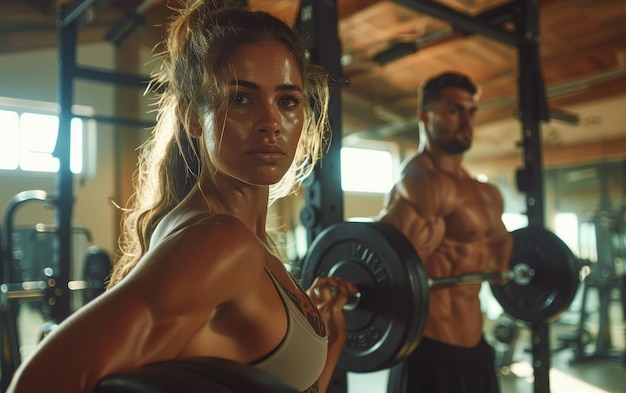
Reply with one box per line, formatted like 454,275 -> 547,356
512,263 -> 534,285
344,291 -> 361,310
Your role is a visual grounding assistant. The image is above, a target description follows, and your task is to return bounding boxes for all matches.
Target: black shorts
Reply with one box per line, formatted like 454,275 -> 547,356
387,336 -> 500,393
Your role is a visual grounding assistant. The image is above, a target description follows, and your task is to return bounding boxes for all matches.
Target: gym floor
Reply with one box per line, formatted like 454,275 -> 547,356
14,285 -> 626,393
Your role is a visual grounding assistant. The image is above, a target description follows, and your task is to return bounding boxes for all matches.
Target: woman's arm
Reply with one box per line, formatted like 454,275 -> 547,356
7,216 -> 262,393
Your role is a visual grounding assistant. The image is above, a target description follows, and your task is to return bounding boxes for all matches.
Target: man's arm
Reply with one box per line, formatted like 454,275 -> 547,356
379,171 -> 454,263
484,184 -> 514,275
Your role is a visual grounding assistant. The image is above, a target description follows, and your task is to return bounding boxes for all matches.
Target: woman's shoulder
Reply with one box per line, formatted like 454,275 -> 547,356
187,214 -> 260,246
138,215 -> 265,304
143,213 -> 265,290
170,213 -> 263,260
154,209 -> 259,247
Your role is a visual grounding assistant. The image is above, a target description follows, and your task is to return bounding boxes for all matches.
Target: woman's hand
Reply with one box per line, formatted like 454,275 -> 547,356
306,277 -> 358,345
305,277 -> 357,392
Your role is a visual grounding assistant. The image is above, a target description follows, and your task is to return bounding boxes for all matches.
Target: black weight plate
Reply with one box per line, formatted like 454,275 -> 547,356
300,222 -> 429,373
490,227 -> 580,324
95,357 -> 298,393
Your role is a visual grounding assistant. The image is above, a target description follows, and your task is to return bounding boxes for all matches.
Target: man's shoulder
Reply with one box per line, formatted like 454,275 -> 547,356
401,155 -> 453,184
402,154 -> 433,175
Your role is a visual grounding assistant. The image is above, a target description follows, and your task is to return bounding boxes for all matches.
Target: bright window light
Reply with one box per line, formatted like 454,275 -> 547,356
0,102 -> 85,174
341,147 -> 394,193
578,221 -> 597,262
0,110 -> 19,170
19,113 -> 60,172
502,212 -> 528,231
554,212 -> 579,256
70,118 -> 84,173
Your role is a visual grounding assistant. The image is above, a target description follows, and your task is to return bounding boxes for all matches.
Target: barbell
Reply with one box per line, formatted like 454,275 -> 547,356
299,221 -> 581,373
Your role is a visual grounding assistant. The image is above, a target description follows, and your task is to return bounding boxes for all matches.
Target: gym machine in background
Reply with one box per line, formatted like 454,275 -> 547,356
0,190 -> 112,390
553,160 -> 626,364
567,210 -> 624,362
0,0 -> 154,389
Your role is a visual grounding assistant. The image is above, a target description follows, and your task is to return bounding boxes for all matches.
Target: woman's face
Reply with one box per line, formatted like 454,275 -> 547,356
202,41 -> 304,187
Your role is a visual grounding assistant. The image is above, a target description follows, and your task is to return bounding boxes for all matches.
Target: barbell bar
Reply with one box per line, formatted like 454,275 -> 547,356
327,262 -> 535,310
429,262 -> 534,287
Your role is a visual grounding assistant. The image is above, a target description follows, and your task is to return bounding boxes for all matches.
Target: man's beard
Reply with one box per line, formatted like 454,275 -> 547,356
435,137 -> 471,154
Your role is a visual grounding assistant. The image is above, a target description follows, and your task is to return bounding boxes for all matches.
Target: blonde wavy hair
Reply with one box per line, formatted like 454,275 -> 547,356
109,0 -> 330,287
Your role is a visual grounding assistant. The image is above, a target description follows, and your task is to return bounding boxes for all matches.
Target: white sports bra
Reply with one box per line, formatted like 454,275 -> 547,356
251,267 -> 328,392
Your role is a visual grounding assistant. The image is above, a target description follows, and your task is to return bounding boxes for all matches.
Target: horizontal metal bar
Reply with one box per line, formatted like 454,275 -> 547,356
428,263 -> 533,287
392,0 -> 518,46
429,271 -> 514,287
59,0 -> 102,27
72,113 -> 155,128
74,66 -> 151,89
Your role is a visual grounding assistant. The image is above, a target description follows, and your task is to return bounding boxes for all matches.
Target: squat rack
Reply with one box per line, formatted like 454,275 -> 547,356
297,1 -> 551,392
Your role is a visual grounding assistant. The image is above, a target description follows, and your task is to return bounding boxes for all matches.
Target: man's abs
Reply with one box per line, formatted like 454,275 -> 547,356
424,284 -> 484,347
422,242 -> 490,347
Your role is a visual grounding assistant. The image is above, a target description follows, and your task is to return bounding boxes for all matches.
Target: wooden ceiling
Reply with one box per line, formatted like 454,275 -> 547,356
1,0 -> 625,160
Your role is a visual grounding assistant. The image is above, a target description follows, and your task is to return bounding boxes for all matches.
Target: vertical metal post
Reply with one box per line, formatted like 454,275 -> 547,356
53,4 -> 76,323
295,1 -> 346,392
622,160 -> 626,365
593,170 -> 616,358
296,0 -> 345,246
0,228 -> 21,391
515,0 -> 551,392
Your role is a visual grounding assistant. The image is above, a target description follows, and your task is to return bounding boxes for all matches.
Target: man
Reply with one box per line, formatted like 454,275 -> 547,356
378,72 -> 513,393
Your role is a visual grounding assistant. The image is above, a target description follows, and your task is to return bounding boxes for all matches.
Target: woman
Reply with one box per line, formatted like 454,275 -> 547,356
7,1 -> 355,392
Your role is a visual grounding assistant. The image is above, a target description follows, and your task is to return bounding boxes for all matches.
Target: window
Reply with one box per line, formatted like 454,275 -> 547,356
501,212 -> 528,231
578,220 -> 597,263
554,212 -> 579,257
0,97 -> 91,174
341,141 -> 399,193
